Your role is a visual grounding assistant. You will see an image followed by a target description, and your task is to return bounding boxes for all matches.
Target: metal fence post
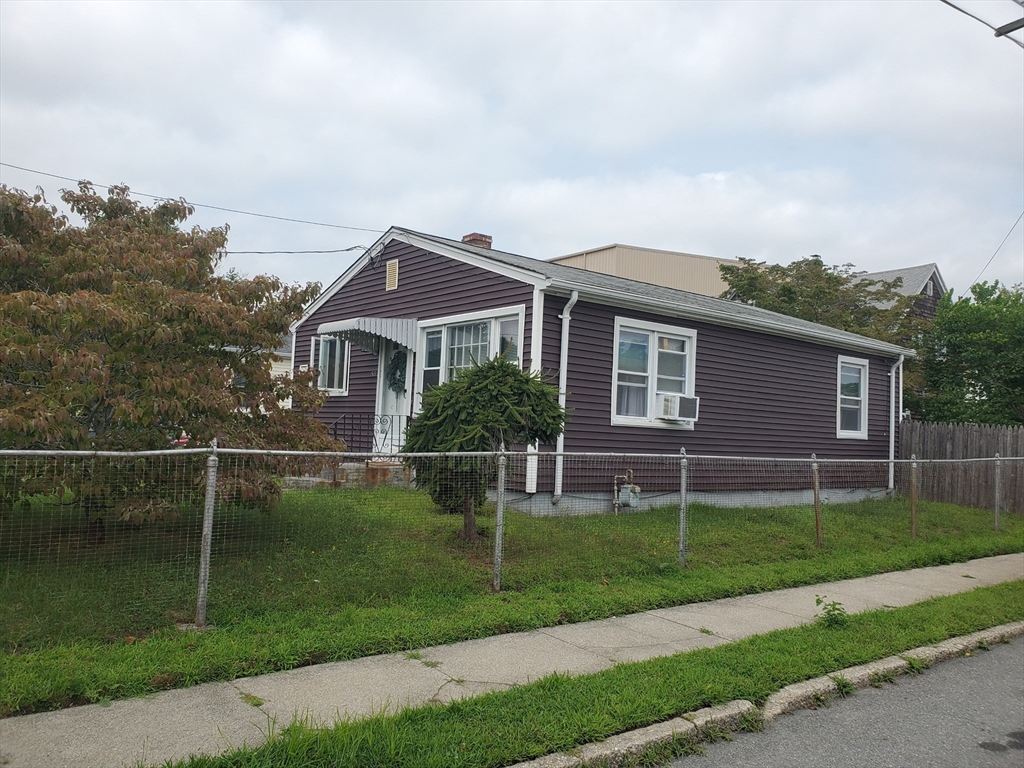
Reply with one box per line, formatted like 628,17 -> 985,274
492,449 -> 506,593
195,438 -> 218,628
910,453 -> 918,539
678,448 -> 689,566
811,454 -> 823,548
994,452 -> 1001,531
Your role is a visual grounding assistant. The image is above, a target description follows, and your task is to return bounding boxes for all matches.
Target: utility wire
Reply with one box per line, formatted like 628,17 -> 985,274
225,247 -> 368,255
967,209 -> 1024,291
937,0 -> 1024,48
0,161 -> 385,234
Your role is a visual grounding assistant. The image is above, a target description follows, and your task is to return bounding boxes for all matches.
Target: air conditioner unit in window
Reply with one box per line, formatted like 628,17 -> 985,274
657,394 -> 699,421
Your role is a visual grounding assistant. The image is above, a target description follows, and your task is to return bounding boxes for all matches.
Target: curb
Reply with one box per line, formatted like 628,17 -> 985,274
508,621 -> 1024,768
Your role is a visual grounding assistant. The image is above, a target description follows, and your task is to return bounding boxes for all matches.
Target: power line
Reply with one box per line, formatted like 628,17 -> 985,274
967,209 -> 1024,291
937,0 -> 1024,49
0,162 -> 385,234
225,247 -> 368,255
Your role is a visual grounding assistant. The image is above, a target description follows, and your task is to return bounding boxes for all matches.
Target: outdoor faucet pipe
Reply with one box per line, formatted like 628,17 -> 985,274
552,290 -> 579,504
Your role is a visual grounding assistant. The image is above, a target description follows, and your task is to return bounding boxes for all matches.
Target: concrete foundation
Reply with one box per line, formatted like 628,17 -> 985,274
496,487 -> 890,517
283,461 -> 414,491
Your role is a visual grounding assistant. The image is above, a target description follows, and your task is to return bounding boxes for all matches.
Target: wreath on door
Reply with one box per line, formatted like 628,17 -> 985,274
385,349 -> 407,394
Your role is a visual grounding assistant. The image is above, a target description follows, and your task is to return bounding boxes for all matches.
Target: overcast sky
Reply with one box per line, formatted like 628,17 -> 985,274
2,0 -> 1022,297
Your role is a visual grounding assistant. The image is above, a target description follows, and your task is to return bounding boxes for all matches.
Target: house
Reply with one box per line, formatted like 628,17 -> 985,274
550,244 -> 735,297
551,246 -> 947,319
291,228 -> 914,503
270,334 -> 293,410
853,264 -> 947,319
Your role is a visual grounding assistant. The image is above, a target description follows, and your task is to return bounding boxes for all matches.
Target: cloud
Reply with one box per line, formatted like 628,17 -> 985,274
1,0 -> 1021,294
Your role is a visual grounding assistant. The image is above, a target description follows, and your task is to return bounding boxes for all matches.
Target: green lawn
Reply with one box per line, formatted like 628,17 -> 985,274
168,582 -> 1024,768
1,486 -> 1021,716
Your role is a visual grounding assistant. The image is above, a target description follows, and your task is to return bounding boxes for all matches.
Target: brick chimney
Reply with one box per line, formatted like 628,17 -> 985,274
461,232 -> 492,249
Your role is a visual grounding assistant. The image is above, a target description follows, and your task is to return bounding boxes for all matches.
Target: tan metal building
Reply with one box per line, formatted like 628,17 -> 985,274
549,244 -> 737,297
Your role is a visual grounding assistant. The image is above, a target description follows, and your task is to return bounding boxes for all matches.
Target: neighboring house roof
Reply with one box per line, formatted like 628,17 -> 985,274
854,264 -> 947,298
548,244 -> 735,297
296,227 -> 915,359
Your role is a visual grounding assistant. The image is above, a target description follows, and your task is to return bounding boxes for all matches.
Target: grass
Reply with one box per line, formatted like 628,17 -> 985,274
164,582 -> 1024,768
1,486 -> 1021,716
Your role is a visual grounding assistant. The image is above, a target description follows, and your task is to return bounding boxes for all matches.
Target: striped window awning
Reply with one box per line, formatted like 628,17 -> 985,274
315,317 -> 418,354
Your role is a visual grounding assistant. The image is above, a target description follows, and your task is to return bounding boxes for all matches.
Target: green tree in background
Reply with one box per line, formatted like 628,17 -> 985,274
0,183 -> 339,519
718,256 -> 919,346
403,356 -> 565,540
918,282 -> 1023,426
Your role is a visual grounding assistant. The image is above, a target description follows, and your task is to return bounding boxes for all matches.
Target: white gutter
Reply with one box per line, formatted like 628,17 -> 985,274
552,290 -> 579,504
888,354 -> 904,491
547,281 -> 915,360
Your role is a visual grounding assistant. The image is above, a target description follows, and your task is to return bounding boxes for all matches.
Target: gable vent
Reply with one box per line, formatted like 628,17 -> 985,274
385,259 -> 399,291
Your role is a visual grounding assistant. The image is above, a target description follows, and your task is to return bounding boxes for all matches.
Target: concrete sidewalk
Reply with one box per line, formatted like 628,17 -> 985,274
2,553 -> 1022,768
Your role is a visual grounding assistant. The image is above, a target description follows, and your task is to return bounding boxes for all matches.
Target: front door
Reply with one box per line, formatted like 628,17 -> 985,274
376,339 -> 411,453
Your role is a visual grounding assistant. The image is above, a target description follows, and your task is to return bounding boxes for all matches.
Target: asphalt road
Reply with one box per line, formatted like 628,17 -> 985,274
670,636 -> 1024,768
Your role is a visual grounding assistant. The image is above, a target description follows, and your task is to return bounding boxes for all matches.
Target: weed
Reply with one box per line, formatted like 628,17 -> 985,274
977,640 -> 990,651
404,652 -> 422,660
831,675 -> 855,698
612,733 -> 703,767
700,724 -> 733,743
421,660 -> 441,668
699,627 -> 714,635
904,656 -> 930,675
811,690 -> 833,708
869,669 -> 896,688
815,595 -> 850,628
239,692 -> 264,707
739,710 -> 765,733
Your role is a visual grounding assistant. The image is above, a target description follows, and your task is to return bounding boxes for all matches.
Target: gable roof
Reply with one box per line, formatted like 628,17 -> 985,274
296,227 -> 914,359
854,264 -> 946,297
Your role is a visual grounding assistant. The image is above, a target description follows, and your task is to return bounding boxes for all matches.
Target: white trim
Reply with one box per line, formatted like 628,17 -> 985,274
837,355 -> 869,440
413,305 -> 527,413
530,288 -> 545,374
292,248 -> 376,332
416,304 -> 526,331
888,354 -> 904,489
553,291 -> 579,500
291,226 -> 912,362
548,282 -> 913,359
390,229 -> 551,288
525,288 -> 546,492
314,336 -> 350,397
610,317 -> 697,430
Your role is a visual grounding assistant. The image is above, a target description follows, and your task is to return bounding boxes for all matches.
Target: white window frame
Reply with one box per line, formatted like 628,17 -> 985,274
310,335 -> 350,396
611,317 -> 697,430
836,355 -> 868,439
414,305 -> 525,412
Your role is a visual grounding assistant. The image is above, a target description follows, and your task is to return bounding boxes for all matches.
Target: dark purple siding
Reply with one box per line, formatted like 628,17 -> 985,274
294,241 -> 535,433
912,279 -> 939,319
549,298 -> 900,461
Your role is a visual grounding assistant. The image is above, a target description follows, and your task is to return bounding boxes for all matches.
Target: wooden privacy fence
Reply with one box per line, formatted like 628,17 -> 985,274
899,421 -> 1024,514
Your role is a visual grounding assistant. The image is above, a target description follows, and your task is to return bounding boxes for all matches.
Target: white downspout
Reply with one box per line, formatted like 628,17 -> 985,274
525,288 -> 545,494
552,291 -> 579,504
888,354 -> 904,491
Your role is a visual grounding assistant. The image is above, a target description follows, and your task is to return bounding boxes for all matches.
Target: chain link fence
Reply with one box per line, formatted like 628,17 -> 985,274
1,448 -> 1018,651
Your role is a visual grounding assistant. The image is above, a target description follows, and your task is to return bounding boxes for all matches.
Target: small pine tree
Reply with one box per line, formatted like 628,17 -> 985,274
402,356 -> 565,539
